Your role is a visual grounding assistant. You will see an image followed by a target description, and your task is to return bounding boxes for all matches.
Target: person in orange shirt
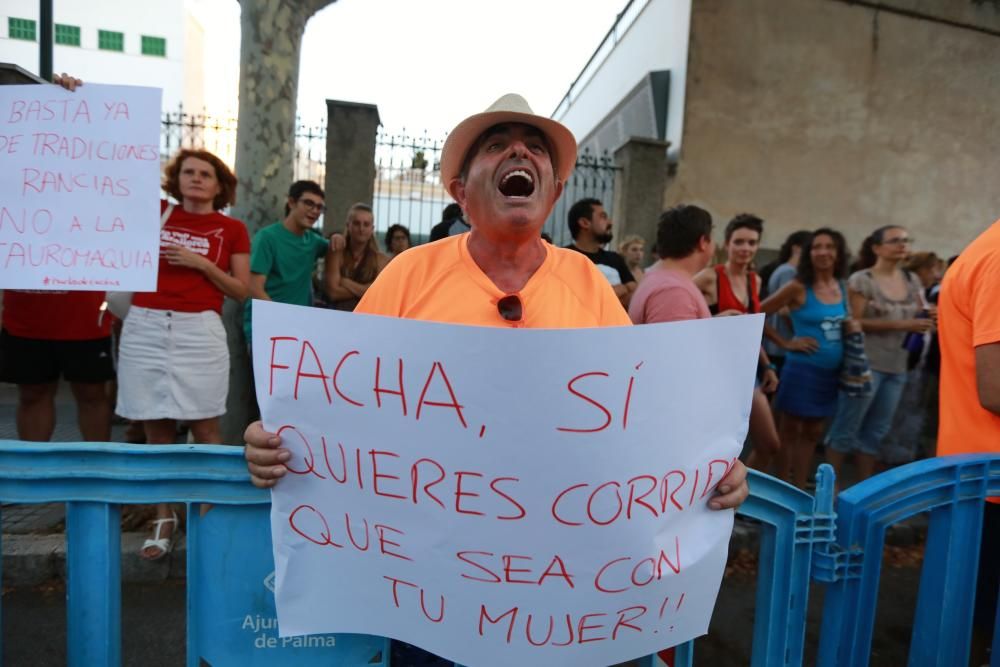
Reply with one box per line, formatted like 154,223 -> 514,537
242,92 -> 753,666
937,218 -> 1000,664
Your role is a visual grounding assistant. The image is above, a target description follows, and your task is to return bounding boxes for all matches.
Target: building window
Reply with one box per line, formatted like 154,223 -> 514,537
141,35 -> 166,57
9,18 -> 37,41
98,29 -> 124,52
55,24 -> 80,46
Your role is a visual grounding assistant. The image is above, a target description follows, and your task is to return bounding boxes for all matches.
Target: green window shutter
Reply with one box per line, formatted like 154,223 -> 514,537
9,17 -> 37,41
55,24 -> 81,46
141,35 -> 166,57
98,29 -> 124,52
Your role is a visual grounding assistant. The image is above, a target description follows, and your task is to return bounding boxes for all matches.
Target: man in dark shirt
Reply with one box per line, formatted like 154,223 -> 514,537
428,202 -> 471,242
563,197 -> 637,306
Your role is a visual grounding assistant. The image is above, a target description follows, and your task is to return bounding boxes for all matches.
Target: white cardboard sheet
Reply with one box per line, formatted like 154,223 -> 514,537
0,83 -> 162,291
253,301 -> 764,666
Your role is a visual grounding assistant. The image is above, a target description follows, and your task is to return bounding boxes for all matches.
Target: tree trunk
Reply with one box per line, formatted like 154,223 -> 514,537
221,0 -> 336,445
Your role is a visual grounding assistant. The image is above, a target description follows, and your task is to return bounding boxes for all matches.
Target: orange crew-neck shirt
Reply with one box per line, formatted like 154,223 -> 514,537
355,234 -> 631,329
938,219 -> 1000,501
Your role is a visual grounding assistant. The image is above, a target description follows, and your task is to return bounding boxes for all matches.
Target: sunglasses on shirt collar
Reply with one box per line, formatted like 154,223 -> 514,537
497,294 -> 523,323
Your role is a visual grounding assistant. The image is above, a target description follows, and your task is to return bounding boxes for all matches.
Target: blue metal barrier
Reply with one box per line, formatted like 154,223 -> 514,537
816,454 -> 1000,667
1,442 -> 997,666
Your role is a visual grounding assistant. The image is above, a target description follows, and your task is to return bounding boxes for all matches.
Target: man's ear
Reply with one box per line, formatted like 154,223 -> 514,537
553,180 -> 564,204
287,196 -> 297,210
447,178 -> 466,208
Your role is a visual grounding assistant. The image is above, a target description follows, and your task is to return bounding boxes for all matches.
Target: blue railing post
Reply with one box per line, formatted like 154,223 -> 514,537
908,488 -> 986,666
66,501 -> 121,667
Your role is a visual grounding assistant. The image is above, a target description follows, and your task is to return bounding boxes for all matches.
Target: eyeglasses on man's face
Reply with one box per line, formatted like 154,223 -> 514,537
298,198 -> 326,213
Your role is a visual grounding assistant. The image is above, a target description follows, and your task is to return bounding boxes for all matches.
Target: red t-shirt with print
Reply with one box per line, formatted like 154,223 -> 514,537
132,201 -> 250,314
2,290 -> 111,340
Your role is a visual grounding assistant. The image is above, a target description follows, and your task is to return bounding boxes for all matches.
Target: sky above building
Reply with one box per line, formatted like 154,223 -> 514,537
190,0 -> 625,136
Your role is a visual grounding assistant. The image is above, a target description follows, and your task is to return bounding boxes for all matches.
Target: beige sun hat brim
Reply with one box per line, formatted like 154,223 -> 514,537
439,93 -> 578,188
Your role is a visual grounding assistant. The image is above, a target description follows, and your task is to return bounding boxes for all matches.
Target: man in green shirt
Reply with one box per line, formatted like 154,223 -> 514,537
244,180 -> 333,347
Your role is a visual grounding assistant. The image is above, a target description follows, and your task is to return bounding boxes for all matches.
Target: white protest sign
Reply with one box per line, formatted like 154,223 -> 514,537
0,83 -> 161,291
254,301 -> 763,667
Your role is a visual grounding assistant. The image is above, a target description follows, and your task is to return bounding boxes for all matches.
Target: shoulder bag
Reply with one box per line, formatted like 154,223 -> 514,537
838,279 -> 873,398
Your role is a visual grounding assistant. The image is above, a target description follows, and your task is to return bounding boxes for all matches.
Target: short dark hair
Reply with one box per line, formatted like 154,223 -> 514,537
442,203 -> 463,222
777,230 -> 813,264
567,198 -> 602,240
656,205 -> 714,259
724,213 -> 764,242
385,223 -> 411,246
285,180 -> 324,216
797,228 -> 849,284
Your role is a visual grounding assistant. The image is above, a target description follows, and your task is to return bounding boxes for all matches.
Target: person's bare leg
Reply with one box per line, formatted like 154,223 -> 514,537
746,389 -> 781,474
16,382 -> 59,441
188,417 -> 222,445
774,412 -> 801,484
141,419 -> 179,560
795,419 -> 827,490
855,452 -> 877,482
70,381 -> 112,441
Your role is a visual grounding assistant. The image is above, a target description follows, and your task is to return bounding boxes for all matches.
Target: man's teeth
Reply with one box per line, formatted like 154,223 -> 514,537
501,170 -> 533,185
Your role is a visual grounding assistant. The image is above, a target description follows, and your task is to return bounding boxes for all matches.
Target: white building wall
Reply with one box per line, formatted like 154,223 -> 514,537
554,0 -> 691,159
0,0 -> 188,110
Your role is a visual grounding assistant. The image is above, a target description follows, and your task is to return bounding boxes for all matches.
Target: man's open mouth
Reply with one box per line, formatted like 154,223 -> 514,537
498,169 -> 535,198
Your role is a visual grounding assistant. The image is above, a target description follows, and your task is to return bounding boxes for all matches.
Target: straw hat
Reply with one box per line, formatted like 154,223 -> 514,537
439,93 -> 578,188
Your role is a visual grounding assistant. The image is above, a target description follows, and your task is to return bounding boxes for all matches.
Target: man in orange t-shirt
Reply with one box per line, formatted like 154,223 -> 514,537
937,218 -> 1000,661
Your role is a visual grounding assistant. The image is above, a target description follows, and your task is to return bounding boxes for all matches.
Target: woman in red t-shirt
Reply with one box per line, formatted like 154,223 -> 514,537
117,149 -> 250,560
694,214 -> 782,474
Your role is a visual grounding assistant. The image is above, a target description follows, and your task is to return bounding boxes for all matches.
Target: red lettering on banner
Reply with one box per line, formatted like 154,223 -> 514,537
454,471 -> 485,516
490,477 -> 526,520
478,605 -> 518,643
374,523 -> 412,561
556,371 -> 611,433
577,613 -> 608,643
415,361 -> 467,428
369,450 -> 407,500
626,475 -> 659,519
321,438 -> 347,483
410,457 -> 446,509
373,356 -> 407,415
276,424 -> 325,479
612,605 -> 647,640
268,337 -> 298,396
294,341 -> 330,403
332,350 -> 364,406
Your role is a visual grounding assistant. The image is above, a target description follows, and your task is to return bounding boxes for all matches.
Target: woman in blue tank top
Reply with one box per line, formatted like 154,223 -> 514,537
760,228 -> 850,489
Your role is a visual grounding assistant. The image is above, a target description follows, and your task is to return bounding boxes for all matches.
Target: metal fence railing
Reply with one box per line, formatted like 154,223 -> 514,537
159,105 -> 327,184
3,441 -> 995,666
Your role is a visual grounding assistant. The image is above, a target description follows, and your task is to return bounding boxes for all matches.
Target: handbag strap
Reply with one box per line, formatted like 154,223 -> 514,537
161,204 -> 174,228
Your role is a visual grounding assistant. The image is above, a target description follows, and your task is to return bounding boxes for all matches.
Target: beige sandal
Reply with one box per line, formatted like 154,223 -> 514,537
141,511 -> 178,560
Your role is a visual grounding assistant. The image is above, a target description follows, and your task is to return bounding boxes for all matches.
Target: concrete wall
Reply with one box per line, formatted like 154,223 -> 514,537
554,0 -> 692,160
666,0 -> 1000,257
1,0 -> 189,110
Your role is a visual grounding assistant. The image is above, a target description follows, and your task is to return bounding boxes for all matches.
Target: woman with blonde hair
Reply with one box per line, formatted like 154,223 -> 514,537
618,234 -> 647,283
325,203 -> 390,311
117,148 -> 250,559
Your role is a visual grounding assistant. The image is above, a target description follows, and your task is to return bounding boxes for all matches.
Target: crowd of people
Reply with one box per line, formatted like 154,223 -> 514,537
2,79 -> 996,665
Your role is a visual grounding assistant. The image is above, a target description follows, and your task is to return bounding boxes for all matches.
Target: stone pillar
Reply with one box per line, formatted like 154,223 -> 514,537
324,100 -> 380,234
611,137 -> 671,248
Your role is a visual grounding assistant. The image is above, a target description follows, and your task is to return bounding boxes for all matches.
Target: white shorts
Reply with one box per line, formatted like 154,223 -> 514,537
116,306 -> 230,421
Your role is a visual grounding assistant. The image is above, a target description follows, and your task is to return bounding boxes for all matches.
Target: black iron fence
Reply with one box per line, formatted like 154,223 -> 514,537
159,105 -> 327,183
158,110 -> 618,246
542,149 -> 619,247
373,128 -> 448,243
